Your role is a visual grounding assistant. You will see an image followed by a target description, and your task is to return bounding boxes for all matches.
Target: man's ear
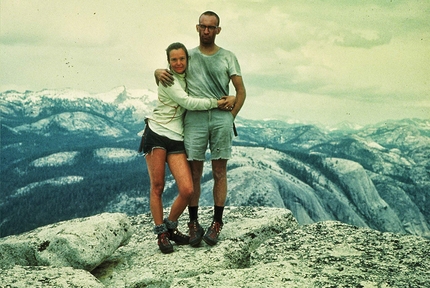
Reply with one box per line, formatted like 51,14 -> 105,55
196,25 -> 200,32
216,27 -> 221,35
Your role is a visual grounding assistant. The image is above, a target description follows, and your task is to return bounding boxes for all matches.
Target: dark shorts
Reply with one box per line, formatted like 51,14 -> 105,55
138,125 -> 185,156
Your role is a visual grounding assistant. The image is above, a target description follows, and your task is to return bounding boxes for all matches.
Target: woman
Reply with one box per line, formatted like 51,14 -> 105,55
140,42 -> 235,253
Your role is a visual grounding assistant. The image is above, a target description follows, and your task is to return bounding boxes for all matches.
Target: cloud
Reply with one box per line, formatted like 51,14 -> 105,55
0,1 -> 115,47
334,30 -> 392,49
235,1 -> 430,104
1,0 -> 429,125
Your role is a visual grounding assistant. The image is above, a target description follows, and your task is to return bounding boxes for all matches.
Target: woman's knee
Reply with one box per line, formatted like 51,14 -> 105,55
178,185 -> 194,200
150,182 -> 165,197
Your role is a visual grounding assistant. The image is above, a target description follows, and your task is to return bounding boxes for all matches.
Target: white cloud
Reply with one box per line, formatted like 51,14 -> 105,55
1,0 -> 429,125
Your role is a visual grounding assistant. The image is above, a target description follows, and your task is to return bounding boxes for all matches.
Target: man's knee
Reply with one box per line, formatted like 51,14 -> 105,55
212,160 -> 227,181
190,161 -> 204,178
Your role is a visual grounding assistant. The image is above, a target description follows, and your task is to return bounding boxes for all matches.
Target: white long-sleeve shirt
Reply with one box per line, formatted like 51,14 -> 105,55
148,71 -> 218,141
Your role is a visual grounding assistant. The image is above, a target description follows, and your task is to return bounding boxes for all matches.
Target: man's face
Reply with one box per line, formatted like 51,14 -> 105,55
196,15 -> 220,45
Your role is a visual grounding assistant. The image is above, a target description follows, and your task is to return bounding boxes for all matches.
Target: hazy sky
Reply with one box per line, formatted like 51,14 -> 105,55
1,0 -> 429,126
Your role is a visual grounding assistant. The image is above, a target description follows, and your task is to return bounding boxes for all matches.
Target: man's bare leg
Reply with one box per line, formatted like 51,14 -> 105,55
188,160 -> 205,247
211,159 -> 228,206
189,160 -> 204,207
203,159 -> 228,246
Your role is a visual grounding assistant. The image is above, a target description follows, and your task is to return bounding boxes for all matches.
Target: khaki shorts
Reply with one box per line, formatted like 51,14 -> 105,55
184,109 -> 234,161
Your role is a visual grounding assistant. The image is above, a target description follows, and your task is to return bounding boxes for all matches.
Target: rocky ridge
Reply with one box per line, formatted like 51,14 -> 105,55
1,206 -> 429,287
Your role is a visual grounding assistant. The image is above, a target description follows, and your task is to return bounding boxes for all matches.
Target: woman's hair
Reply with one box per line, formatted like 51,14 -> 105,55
166,42 -> 189,62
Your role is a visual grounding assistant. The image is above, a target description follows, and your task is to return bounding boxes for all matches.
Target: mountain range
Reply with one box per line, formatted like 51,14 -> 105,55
1,87 -> 429,239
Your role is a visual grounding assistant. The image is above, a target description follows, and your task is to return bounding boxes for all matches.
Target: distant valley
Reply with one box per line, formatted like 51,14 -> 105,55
1,87 -> 429,238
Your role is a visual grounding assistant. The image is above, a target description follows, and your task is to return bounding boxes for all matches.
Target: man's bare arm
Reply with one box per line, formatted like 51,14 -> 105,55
154,69 -> 174,87
230,75 -> 246,118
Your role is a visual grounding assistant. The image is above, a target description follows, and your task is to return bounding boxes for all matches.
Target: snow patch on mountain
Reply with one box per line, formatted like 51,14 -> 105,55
328,121 -> 364,131
94,87 -> 157,105
30,152 -> 79,167
365,141 -> 385,150
0,87 -> 157,124
105,193 -> 149,215
14,112 -> 127,137
13,176 -> 84,197
4,87 -> 156,103
94,148 -> 139,164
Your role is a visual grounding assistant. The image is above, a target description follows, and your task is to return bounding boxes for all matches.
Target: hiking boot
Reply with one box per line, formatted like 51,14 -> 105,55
168,228 -> 190,245
188,220 -> 204,247
203,221 -> 223,246
157,232 -> 173,254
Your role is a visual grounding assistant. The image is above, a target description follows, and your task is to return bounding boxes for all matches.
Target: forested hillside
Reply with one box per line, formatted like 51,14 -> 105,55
1,88 -> 429,238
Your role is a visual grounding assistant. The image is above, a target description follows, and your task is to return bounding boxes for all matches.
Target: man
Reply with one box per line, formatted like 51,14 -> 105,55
156,11 -> 246,246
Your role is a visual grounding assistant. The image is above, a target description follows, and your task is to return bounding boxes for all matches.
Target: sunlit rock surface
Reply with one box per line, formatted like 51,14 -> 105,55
1,207 -> 429,287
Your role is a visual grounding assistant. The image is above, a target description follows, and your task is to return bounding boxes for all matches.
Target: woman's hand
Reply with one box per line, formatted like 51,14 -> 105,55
217,96 -> 236,111
154,69 -> 174,87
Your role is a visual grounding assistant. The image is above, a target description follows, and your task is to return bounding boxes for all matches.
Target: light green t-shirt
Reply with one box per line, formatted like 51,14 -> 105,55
187,47 -> 242,99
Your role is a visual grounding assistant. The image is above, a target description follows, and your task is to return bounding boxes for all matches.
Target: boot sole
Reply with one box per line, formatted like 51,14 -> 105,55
189,235 -> 203,247
160,248 -> 173,254
203,235 -> 217,246
189,229 -> 204,247
159,245 -> 174,254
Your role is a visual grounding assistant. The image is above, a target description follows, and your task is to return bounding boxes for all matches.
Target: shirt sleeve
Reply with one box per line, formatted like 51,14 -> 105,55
162,81 -> 218,110
228,52 -> 242,78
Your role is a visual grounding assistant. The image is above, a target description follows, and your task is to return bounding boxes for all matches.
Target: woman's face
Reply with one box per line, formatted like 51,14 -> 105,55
169,48 -> 187,74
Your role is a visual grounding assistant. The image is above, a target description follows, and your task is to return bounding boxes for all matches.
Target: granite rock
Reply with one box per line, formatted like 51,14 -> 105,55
1,207 -> 429,287
0,266 -> 104,288
0,213 -> 132,271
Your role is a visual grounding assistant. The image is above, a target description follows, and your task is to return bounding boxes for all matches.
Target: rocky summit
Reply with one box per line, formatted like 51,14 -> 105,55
1,206 -> 429,287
